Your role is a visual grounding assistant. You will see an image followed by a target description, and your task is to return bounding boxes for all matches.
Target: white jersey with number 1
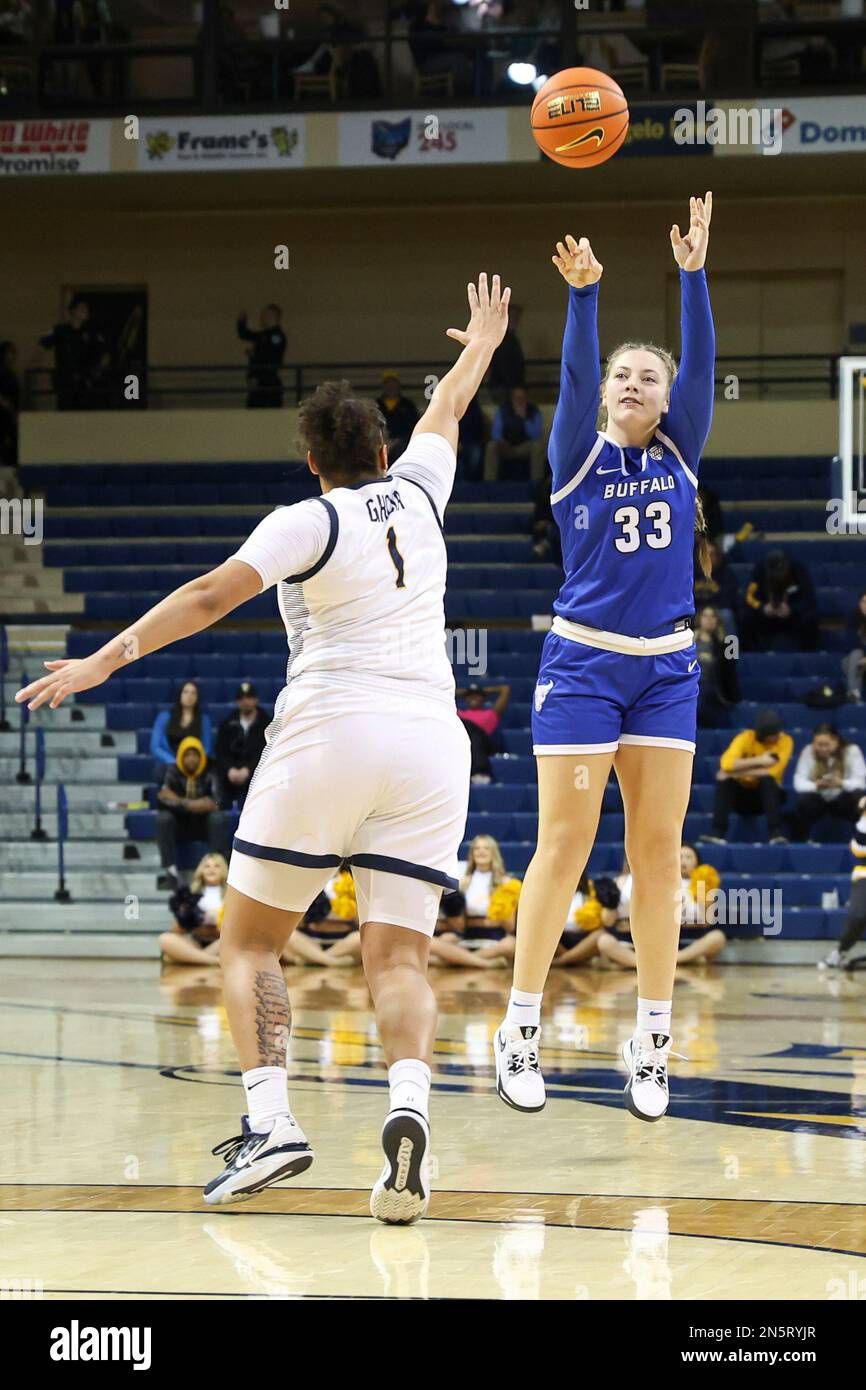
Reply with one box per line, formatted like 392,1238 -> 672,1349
231,432 -> 455,713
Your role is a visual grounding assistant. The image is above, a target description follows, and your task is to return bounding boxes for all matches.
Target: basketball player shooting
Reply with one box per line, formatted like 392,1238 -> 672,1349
494,194 -> 715,1123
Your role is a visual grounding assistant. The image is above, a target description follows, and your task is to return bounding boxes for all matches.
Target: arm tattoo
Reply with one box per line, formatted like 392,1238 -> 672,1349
253,969 -> 291,1067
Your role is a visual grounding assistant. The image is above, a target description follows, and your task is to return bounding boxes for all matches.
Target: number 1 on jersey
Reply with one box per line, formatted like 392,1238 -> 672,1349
386,526 -> 406,588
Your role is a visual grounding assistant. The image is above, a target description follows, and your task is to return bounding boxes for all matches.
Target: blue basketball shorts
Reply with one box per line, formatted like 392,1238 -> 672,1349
531,631 -> 700,755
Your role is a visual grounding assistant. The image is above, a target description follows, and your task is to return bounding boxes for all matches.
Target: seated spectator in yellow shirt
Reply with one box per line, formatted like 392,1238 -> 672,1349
699,708 -> 793,845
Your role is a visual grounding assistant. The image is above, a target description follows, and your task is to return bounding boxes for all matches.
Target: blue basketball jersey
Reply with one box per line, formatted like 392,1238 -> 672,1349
548,270 -> 715,641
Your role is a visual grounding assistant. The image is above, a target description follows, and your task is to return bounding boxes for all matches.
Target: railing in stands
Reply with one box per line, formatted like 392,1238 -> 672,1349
22,353 -> 844,410
55,784 -> 71,903
31,727 -> 48,843
0,626 -> 9,733
15,671 -> 30,785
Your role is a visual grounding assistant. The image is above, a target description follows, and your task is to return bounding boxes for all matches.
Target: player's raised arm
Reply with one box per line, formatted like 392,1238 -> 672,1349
548,235 -> 604,493
410,272 -> 511,451
665,192 -> 716,462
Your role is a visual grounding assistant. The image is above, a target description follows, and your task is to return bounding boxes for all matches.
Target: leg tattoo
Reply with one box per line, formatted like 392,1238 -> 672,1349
253,969 -> 291,1067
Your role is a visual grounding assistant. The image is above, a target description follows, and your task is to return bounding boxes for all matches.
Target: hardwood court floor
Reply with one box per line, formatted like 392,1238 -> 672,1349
1,959 -> 865,1300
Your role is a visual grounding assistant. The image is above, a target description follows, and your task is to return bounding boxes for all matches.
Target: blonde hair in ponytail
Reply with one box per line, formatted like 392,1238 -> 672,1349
600,341 -> 712,580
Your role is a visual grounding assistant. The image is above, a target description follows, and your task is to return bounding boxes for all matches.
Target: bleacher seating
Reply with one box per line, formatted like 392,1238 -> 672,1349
3,452 -> 864,943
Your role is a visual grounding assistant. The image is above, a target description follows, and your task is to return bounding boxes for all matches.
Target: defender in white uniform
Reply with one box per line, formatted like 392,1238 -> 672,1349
17,273 -> 511,1225
227,429 -> 469,933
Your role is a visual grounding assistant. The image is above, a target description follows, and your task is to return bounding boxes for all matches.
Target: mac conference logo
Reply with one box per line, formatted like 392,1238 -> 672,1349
372,116 -> 412,161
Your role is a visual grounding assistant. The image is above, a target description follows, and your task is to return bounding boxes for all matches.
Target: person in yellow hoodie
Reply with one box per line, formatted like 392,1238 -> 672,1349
700,708 -> 793,845
156,735 -> 231,891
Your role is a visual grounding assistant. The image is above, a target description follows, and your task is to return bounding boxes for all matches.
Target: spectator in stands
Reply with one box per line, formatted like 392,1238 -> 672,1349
409,0 -> 474,96
740,547 -> 819,652
39,297 -> 107,411
530,470 -> 562,565
237,305 -> 286,409
457,393 -> 486,481
818,794 -> 866,970
548,871 -> 621,967
488,303 -> 525,399
150,680 -> 214,777
842,589 -> 866,702
787,723 -> 866,842
695,605 -> 740,728
214,681 -> 269,808
0,340 -> 20,470
457,680 -> 510,781
598,844 -> 727,966
492,385 -> 543,480
701,707 -> 793,845
693,541 -> 738,633
156,737 -> 230,890
280,863 -> 361,965
0,1 -> 31,44
159,852 -> 228,966
438,834 -> 520,939
377,371 -> 419,462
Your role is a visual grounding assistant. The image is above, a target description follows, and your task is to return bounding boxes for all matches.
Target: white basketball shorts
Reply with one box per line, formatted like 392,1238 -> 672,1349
227,685 -> 471,937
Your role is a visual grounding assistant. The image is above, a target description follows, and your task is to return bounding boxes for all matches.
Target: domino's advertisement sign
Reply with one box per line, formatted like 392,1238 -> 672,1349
764,98 -> 866,154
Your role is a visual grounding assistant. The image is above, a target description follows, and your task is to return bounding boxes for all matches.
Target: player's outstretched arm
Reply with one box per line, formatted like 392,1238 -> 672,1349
549,235 -> 604,493
411,272 -> 511,451
666,191 -> 715,461
14,559 -> 262,711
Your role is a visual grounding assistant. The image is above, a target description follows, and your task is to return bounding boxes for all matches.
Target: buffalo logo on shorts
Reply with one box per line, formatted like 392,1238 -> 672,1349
534,679 -> 555,712
649,443 -> 664,461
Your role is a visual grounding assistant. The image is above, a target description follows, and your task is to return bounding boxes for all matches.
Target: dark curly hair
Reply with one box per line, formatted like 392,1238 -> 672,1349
297,379 -> 386,485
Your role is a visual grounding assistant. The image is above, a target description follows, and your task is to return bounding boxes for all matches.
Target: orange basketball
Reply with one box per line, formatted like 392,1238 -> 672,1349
530,67 -> 629,169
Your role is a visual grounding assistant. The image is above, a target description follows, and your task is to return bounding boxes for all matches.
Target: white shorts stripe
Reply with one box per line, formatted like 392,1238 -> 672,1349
534,742 -> 619,755
617,734 -> 696,752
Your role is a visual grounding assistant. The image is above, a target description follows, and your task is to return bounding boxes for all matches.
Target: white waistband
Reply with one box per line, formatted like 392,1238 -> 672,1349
551,614 -> 694,656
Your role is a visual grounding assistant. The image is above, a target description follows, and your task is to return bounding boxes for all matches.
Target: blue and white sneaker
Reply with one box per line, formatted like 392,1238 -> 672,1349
203,1114 -> 313,1205
620,1032 -> 684,1123
370,1109 -> 430,1225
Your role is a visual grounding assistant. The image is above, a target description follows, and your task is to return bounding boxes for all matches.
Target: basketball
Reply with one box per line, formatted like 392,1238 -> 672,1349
530,67 -> 630,169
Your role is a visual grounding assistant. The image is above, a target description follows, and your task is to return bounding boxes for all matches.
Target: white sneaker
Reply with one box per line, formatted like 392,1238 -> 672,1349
494,1022 -> 545,1112
370,1109 -> 430,1225
621,1031 -> 683,1123
818,948 -> 850,970
203,1114 -> 313,1205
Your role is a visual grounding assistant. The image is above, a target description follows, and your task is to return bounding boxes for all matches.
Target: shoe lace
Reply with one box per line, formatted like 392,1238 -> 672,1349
633,1039 -> 688,1088
507,1033 -> 540,1078
211,1131 -> 253,1165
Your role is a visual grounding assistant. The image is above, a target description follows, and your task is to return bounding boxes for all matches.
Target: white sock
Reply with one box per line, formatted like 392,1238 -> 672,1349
637,997 -> 672,1036
388,1058 -> 431,1120
506,988 -> 542,1028
243,1066 -> 290,1134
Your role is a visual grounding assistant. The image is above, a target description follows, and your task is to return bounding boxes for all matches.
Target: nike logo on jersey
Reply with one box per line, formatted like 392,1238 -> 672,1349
687,660 -> 698,672
534,679 -> 554,711
596,466 -> 624,476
